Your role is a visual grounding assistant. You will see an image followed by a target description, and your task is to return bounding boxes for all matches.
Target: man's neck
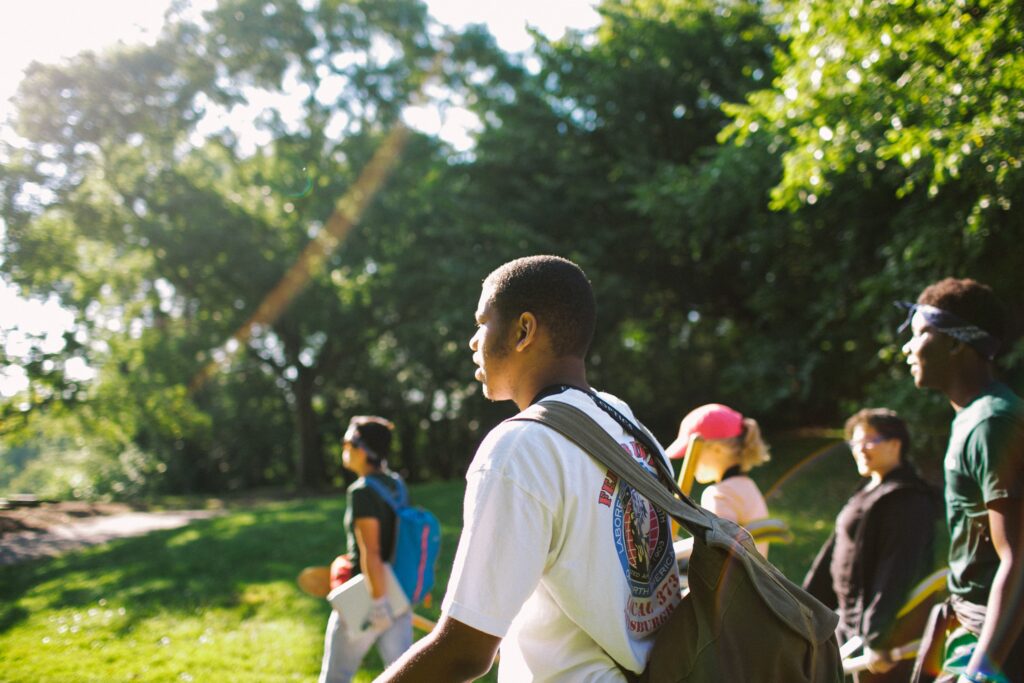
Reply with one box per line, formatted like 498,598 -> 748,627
512,358 -> 590,411
945,363 -> 996,411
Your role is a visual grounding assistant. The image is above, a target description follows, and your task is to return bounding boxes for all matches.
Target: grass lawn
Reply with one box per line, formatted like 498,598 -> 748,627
741,432 -> 860,580
0,434 -> 944,682
0,481 -> 472,683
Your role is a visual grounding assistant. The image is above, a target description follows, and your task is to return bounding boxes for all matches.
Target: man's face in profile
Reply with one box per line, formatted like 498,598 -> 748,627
469,286 -> 516,401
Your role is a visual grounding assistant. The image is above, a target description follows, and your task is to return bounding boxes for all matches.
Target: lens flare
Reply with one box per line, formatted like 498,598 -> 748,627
189,124 -> 412,394
764,440 -> 847,500
189,51 -> 446,394
279,166 -> 314,199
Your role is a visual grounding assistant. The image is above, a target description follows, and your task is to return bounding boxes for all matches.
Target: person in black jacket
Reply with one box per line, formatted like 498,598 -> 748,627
804,408 -> 939,682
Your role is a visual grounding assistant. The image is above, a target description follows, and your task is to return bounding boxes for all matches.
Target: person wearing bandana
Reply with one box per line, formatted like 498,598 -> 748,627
900,278 -> 1024,683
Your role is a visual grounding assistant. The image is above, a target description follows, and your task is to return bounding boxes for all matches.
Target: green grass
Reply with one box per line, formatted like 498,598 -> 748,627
1,437 -> 928,682
741,434 -> 861,580
0,484 -> 477,683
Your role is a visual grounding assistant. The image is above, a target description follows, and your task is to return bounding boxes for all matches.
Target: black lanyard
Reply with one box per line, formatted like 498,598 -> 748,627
530,384 -> 578,405
720,465 -> 743,482
531,384 -> 676,487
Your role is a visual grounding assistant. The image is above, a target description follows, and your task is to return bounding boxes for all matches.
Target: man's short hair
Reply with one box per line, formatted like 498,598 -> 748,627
917,277 -> 1006,342
483,255 -> 596,358
347,415 -> 394,463
845,408 -> 911,461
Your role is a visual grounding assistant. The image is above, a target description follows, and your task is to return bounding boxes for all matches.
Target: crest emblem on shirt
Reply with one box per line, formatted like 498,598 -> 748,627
609,442 -> 680,635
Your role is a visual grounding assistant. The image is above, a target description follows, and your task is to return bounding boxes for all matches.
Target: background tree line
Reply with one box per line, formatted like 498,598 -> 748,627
1,0 -> 1021,498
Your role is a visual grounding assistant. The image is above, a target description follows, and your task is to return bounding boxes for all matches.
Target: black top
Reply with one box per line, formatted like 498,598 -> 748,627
831,484 -> 876,625
720,465 -> 743,482
344,472 -> 401,576
803,463 -> 939,648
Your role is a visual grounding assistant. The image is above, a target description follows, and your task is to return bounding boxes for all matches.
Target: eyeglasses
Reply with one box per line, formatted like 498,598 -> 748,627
847,435 -> 891,450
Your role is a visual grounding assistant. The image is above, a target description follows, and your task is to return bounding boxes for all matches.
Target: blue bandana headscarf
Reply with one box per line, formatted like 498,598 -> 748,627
896,302 -> 1001,360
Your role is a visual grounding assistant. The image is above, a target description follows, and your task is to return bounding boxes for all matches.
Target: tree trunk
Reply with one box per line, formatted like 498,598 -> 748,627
397,418 -> 419,482
293,368 -> 326,489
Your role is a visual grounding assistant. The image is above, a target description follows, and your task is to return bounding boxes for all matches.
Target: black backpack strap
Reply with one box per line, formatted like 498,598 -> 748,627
510,401 -> 714,539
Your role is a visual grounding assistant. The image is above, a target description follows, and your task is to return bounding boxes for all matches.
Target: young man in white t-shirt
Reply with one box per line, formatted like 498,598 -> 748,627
379,255 -> 681,682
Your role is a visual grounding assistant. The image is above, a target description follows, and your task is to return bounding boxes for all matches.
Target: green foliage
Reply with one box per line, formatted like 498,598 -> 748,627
0,439 -> 161,501
1,0 -> 1021,496
1,0 -> 480,493
450,0 -> 784,436
722,0 -> 1024,424
728,0 -> 1024,211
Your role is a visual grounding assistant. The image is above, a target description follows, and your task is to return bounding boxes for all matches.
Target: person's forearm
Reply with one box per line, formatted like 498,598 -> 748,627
361,552 -> 389,599
968,558 -> 1024,675
376,625 -> 494,682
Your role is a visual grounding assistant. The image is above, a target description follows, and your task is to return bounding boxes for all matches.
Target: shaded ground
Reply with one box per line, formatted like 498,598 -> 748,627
0,500 -> 136,536
0,501 -> 224,566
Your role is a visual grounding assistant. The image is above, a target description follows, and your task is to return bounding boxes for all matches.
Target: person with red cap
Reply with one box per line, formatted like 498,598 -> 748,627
665,403 -> 772,556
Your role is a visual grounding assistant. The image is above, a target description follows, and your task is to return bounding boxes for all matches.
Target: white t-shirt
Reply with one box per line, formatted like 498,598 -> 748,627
700,475 -> 770,557
442,388 -> 682,682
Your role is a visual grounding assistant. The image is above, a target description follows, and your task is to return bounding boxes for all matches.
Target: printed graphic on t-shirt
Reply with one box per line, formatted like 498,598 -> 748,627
608,441 -> 679,636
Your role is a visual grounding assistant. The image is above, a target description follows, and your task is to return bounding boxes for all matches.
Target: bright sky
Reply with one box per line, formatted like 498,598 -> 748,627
0,0 -> 600,121
0,0 -> 601,397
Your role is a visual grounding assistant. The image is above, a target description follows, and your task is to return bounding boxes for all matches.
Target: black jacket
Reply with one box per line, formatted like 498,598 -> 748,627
803,464 -> 939,649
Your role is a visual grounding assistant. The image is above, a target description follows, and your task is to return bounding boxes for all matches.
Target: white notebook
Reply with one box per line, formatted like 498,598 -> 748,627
326,564 -> 411,637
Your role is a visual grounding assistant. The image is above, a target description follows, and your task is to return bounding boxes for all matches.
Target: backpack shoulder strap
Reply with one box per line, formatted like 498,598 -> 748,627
389,474 -> 410,507
361,475 -> 404,510
514,401 -> 841,646
360,475 -> 406,564
511,401 -> 713,538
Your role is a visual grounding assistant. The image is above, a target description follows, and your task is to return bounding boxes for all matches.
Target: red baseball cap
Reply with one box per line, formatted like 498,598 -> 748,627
665,403 -> 744,460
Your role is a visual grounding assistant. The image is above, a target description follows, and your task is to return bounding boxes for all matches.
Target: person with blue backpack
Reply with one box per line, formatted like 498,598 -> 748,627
319,415 -> 414,683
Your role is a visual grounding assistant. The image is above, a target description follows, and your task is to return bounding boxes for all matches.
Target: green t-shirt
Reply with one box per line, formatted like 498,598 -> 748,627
944,382 -> 1024,603
344,472 -> 400,577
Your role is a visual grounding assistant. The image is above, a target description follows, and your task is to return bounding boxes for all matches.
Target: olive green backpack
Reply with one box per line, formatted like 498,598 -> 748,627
513,400 -> 843,683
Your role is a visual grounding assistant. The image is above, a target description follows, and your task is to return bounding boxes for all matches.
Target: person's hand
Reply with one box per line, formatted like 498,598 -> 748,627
955,673 -> 1006,683
866,646 -> 895,674
367,597 -> 392,632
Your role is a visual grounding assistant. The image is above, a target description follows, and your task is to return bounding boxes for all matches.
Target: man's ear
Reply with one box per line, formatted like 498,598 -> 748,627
515,312 -> 538,352
949,338 -> 982,364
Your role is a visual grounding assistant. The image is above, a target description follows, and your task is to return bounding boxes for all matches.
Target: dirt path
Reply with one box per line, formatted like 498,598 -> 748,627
0,503 -> 224,566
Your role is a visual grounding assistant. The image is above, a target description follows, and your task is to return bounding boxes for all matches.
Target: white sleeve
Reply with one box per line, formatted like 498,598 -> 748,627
441,463 -> 554,637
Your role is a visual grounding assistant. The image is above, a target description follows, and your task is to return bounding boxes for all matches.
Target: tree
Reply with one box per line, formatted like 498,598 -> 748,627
0,0 -> 478,492
723,0 -> 1023,441
8,0 -> 1019,498
448,0 -> 794,434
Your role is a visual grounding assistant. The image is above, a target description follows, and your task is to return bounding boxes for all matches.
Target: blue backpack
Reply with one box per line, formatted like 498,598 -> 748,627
363,476 -> 441,605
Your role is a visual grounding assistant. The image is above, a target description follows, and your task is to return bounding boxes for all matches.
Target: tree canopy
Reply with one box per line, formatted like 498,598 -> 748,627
1,0 -> 1021,498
